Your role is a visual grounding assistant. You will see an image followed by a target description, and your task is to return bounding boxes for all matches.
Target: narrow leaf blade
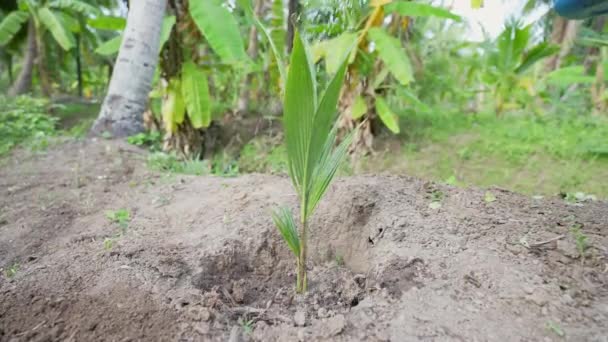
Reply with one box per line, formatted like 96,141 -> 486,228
272,207 -> 300,257
284,31 -> 317,195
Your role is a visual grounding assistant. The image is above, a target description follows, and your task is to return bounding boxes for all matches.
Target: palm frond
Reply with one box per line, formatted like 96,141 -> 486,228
272,207 -> 301,257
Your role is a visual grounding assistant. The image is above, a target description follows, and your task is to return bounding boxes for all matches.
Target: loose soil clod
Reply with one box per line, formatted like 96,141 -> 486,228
1,140 -> 607,341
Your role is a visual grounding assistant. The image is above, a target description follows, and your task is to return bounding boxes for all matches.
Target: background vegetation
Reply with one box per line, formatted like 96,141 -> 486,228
1,0 -> 607,199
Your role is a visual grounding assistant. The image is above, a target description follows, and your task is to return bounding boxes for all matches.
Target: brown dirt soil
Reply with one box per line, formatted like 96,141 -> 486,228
1,139 -> 607,342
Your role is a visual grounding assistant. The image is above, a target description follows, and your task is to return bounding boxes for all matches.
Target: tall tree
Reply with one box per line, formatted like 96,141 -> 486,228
8,20 -> 35,96
91,0 -> 166,137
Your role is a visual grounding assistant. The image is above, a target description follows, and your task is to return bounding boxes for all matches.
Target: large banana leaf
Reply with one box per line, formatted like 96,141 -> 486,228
495,22 -> 530,72
58,12 -> 79,33
515,42 -> 559,74
38,7 -> 75,50
189,0 -> 248,64
49,0 -> 100,16
95,34 -> 121,55
181,61 -> 211,129
162,80 -> 186,133
368,27 -> 413,85
93,16 -> 175,56
546,66 -> 596,86
385,2 -> 461,21
87,16 -> 126,31
159,15 -> 175,52
375,97 -> 400,134
313,32 -> 357,74
0,11 -> 29,46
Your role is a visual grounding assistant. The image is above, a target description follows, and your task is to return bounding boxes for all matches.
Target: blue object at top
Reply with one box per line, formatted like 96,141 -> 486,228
554,0 -> 608,19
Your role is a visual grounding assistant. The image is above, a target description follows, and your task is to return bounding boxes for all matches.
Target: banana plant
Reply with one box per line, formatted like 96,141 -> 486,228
0,0 -> 99,95
483,20 -> 559,115
311,0 -> 461,151
273,31 -> 354,293
94,0 -> 248,157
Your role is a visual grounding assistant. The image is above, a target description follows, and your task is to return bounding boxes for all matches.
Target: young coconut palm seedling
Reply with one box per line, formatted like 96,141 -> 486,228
272,31 -> 355,293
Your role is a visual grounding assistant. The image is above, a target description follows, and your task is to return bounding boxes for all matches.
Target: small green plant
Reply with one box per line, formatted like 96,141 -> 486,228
0,96 -> 57,156
484,191 -> 497,203
103,237 -> 114,250
429,190 -> 444,209
106,208 -> 130,232
335,254 -> 345,266
4,263 -> 19,278
570,224 -> 589,262
127,131 -> 162,151
272,31 -> 354,293
238,316 -> 254,335
147,152 -> 210,175
546,321 -> 565,337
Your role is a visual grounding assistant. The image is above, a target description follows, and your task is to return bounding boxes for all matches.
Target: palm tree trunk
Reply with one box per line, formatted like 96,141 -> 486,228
75,33 -> 83,97
287,0 -> 299,53
91,0 -> 167,137
8,20 -> 36,97
7,55 -> 13,85
546,17 -> 579,71
35,26 -> 52,97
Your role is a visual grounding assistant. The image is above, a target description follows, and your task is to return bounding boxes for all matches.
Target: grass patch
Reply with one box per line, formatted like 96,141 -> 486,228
363,111 -> 608,198
0,96 -> 57,156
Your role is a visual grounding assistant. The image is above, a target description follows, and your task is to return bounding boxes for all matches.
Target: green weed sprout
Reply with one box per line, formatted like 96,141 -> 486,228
272,31 -> 353,293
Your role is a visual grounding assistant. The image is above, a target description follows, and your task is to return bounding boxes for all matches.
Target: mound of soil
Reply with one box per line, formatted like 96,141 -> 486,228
1,140 -> 607,341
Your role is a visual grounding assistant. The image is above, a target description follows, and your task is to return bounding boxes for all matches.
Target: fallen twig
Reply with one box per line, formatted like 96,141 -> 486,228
527,235 -> 565,249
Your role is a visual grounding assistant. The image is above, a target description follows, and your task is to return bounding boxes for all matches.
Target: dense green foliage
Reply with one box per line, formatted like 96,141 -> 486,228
0,96 -> 56,155
0,0 -> 607,200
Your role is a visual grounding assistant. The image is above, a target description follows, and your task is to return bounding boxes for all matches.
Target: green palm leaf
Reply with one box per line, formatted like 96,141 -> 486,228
272,207 -> 301,257
181,60 -> 211,129
284,31 -> 317,197
189,0 -> 249,65
368,28 -> 413,86
307,128 -> 354,217
0,11 -> 29,46
38,7 -> 75,50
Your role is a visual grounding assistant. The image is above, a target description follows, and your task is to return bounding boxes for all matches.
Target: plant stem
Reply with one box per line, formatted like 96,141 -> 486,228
296,219 -> 308,293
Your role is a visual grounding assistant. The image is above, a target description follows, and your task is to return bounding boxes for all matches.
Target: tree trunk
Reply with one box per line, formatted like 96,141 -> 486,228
35,26 -> 52,97
287,0 -> 299,53
546,17 -> 579,71
7,55 -> 13,85
91,0 -> 166,138
8,20 -> 36,97
237,0 -> 263,113
75,33 -> 83,97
